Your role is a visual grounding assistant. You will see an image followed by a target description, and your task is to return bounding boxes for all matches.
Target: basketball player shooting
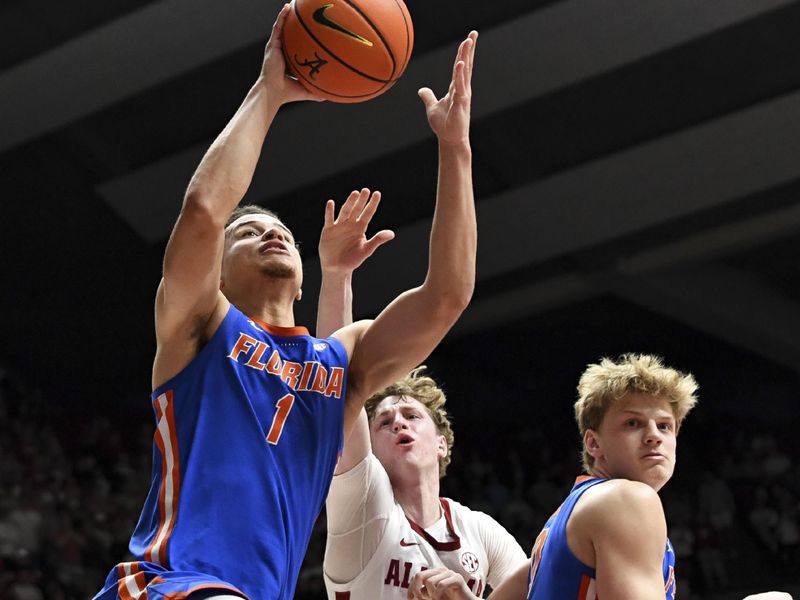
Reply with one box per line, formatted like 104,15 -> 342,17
93,5 -> 478,600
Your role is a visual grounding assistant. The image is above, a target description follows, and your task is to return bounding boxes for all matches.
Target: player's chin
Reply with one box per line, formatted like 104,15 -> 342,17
644,465 -> 674,490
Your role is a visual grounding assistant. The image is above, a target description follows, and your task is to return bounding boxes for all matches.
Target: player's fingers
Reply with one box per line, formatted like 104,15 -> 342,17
323,199 -> 335,226
451,36 -> 470,83
407,573 -> 430,599
409,569 -> 442,599
358,190 -> 382,222
452,61 -> 467,98
418,87 -> 437,109
424,571 -> 455,599
466,31 -> 478,75
351,188 -> 372,222
338,189 -> 361,221
270,3 -> 291,44
364,230 -> 395,255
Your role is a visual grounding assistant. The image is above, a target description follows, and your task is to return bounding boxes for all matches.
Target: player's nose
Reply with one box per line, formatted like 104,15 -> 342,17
391,418 -> 408,432
643,421 -> 663,444
262,227 -> 286,241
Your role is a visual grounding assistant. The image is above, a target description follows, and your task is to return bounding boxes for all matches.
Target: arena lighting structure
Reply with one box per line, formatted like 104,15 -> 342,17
4,0 -> 800,390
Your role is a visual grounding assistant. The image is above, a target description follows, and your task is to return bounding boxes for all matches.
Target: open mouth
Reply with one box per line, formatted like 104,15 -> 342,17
260,241 -> 288,254
397,433 -> 414,446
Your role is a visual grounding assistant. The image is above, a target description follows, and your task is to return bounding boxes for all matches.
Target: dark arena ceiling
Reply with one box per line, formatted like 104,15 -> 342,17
3,0 -> 800,418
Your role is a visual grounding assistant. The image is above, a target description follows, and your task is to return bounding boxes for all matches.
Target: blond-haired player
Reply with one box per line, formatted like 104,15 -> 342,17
408,355 -> 792,600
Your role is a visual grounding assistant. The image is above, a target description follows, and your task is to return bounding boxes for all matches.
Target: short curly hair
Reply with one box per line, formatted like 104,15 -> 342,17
574,353 -> 698,472
364,367 -> 454,478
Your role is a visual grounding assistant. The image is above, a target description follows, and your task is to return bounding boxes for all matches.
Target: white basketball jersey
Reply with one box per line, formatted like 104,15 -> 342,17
324,496 -> 523,599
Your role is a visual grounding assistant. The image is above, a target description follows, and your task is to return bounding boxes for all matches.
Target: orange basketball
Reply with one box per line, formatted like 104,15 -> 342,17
281,0 -> 414,103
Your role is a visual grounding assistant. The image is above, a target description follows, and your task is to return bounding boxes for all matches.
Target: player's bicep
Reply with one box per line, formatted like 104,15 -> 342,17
592,487 -> 667,600
347,286 -> 462,402
158,203 -> 227,337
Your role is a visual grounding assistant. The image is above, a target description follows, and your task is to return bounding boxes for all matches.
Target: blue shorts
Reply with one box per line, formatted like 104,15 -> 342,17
94,561 -> 249,600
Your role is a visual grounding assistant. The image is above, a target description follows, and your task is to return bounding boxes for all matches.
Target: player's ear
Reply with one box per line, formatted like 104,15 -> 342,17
295,288 -> 303,302
436,434 -> 447,459
584,429 -> 602,459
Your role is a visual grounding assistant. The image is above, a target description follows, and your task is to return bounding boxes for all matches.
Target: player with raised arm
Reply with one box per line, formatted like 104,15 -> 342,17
93,5 -> 478,600
313,192 -> 527,599
407,355 -> 794,600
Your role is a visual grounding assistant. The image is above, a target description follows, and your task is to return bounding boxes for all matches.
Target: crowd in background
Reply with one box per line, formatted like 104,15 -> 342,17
0,362 -> 798,600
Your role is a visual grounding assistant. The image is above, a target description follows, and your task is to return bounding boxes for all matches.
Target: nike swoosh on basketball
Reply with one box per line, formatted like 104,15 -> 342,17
399,539 -> 419,547
312,4 -> 374,47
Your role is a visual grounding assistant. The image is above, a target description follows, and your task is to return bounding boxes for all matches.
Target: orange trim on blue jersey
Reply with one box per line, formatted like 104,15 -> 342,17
577,574 -> 591,600
250,317 -> 310,337
574,475 -> 598,485
116,562 -> 148,600
145,391 -> 181,566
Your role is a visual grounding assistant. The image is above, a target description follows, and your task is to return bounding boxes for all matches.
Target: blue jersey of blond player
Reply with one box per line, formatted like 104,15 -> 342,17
95,304 -> 348,600
527,477 -> 676,600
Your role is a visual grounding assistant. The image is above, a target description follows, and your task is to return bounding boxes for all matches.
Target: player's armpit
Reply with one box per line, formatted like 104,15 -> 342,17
584,481 -> 668,600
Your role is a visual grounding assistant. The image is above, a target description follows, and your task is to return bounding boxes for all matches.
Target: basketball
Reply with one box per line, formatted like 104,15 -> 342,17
281,0 -> 414,103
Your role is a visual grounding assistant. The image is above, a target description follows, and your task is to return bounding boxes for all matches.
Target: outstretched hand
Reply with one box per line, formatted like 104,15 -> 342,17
418,31 -> 477,146
406,568 -> 477,600
319,188 -> 395,275
261,3 -> 323,104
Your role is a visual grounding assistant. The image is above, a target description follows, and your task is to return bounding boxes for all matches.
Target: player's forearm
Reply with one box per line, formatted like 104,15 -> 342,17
183,77 -> 281,224
487,561 -> 530,600
424,140 -> 476,310
316,270 -> 354,338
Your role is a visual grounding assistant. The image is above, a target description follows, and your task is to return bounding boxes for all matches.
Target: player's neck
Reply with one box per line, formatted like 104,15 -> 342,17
394,472 -> 442,528
230,295 -> 297,328
224,283 -> 299,327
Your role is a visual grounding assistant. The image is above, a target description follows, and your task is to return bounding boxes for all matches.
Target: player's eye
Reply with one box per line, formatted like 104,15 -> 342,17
625,419 -> 638,428
658,422 -> 673,431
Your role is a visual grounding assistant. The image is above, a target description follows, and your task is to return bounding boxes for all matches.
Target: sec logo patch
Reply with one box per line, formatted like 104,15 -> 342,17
460,551 -> 479,573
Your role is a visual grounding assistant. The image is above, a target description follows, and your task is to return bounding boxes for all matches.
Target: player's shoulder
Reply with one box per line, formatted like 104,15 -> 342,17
575,479 -> 665,536
576,479 -> 662,525
330,319 -> 373,358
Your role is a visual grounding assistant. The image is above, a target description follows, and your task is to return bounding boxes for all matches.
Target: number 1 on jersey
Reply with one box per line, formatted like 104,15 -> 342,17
266,393 -> 295,445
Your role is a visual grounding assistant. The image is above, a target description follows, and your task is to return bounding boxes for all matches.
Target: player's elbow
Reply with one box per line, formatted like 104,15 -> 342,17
429,277 -> 474,320
181,189 -> 228,230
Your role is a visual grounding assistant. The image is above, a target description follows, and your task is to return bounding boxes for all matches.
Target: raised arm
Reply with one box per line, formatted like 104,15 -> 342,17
315,189 -> 393,473
153,4 -> 317,388
336,32 -> 479,431
316,189 -> 394,339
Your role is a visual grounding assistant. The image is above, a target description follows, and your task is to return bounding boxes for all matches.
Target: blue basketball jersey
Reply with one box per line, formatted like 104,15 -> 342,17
95,304 -> 348,600
527,477 -> 676,600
